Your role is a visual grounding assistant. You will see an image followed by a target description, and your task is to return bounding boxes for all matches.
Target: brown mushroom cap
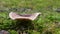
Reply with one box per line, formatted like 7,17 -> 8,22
9,12 -> 41,21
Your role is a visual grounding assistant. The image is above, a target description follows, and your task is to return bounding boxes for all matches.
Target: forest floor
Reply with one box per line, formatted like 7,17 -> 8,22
0,0 -> 60,34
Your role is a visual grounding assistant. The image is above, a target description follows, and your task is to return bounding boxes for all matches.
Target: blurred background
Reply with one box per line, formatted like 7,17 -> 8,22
0,0 -> 60,34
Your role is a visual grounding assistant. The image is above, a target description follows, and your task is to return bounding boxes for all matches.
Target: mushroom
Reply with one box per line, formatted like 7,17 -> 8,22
0,30 -> 10,34
9,12 -> 41,34
9,12 -> 41,21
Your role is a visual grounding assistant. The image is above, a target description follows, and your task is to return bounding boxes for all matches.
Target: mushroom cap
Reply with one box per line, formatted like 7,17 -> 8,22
0,30 -> 10,34
9,12 -> 41,21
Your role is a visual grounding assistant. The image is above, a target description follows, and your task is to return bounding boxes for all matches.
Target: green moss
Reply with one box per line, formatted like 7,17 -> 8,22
0,0 -> 60,34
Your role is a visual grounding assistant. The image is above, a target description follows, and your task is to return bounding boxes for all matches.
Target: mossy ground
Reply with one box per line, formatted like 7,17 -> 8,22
0,0 -> 60,34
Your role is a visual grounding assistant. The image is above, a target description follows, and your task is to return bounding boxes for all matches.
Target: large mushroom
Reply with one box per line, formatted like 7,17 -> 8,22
9,12 -> 41,34
9,12 -> 41,21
